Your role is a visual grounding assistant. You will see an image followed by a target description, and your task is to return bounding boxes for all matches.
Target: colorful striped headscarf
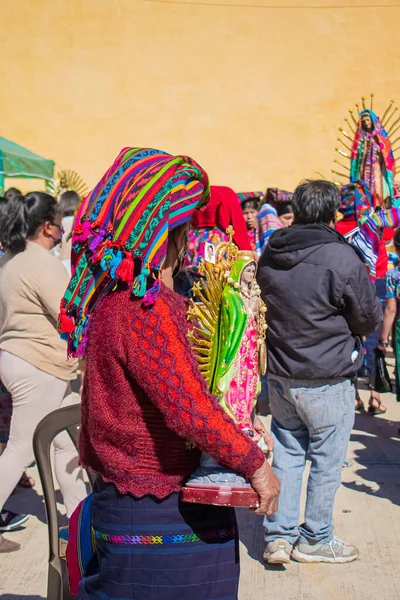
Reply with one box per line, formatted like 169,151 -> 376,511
237,191 -> 264,206
59,147 -> 210,356
353,207 -> 400,280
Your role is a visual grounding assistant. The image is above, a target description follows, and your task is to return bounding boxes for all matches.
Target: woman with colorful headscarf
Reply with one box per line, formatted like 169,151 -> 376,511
350,109 -> 396,207
237,192 -> 263,255
257,188 -> 294,255
61,148 -> 279,600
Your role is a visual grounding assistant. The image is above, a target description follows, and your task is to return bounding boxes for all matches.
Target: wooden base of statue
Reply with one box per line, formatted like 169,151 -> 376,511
181,483 -> 260,508
180,453 -> 260,508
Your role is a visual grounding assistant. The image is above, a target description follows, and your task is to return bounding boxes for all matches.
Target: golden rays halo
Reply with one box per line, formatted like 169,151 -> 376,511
46,169 -> 89,200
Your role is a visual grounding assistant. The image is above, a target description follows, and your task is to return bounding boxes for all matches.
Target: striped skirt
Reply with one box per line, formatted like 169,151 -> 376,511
78,478 -> 240,600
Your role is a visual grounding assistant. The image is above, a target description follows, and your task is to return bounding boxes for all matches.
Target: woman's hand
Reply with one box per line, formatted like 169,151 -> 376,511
253,415 -> 274,457
249,461 -> 280,515
377,340 -> 390,354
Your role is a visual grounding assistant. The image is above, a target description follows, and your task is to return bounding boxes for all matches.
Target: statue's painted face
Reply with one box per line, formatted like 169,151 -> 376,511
241,262 -> 256,286
361,113 -> 374,132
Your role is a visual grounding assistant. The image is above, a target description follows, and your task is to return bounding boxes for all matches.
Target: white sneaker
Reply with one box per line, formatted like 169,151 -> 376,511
264,538 -> 293,564
292,537 -> 359,564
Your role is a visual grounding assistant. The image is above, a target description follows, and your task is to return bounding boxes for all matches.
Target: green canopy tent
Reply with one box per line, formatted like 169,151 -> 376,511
0,136 -> 54,195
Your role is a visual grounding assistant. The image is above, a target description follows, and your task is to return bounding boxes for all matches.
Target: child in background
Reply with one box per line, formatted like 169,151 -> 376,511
378,227 -> 400,402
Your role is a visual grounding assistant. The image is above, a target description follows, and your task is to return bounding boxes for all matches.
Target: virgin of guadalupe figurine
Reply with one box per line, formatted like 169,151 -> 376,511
181,228 -> 267,507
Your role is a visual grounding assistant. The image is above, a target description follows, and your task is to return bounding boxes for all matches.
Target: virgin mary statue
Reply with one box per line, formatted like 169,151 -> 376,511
182,229 -> 268,507
350,109 -> 396,207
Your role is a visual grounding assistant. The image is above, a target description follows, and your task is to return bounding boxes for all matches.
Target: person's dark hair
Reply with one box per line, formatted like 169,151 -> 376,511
4,187 -> 22,202
276,201 -> 293,217
292,180 -> 341,225
394,228 -> 400,254
0,198 -> 8,225
0,192 -> 59,254
59,190 -> 80,218
241,198 -> 258,211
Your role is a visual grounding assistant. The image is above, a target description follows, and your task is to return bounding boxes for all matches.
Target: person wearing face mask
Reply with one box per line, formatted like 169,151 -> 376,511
0,192 -> 86,553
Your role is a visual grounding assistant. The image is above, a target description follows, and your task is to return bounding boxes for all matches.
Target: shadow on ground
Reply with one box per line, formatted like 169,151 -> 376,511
5,486 -> 68,526
344,412 -> 400,506
236,508 -> 287,572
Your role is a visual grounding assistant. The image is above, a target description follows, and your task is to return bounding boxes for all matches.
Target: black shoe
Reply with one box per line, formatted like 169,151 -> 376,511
0,510 -> 29,532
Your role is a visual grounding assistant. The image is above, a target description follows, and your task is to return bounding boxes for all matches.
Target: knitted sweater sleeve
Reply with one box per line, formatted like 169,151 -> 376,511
126,292 -> 265,479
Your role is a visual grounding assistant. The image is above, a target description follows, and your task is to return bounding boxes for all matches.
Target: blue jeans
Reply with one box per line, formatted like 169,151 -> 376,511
264,377 -> 355,545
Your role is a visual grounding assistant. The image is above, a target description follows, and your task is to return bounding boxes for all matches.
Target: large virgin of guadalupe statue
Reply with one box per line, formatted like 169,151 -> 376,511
333,96 -> 400,208
182,228 -> 268,507
350,110 -> 396,206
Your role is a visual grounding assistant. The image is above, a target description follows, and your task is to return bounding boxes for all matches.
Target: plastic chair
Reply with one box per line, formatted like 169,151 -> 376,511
33,403 -> 94,600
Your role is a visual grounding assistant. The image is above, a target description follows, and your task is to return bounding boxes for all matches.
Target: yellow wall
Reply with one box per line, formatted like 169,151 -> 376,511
1,0 -> 400,193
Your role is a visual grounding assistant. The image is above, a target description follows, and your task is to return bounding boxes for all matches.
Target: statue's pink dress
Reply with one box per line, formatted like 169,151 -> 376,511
224,298 -> 259,431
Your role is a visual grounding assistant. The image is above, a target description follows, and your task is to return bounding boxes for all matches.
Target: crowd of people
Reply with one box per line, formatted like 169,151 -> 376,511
0,147 -> 399,600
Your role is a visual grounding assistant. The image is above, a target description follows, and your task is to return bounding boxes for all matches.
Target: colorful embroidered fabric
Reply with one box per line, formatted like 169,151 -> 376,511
66,494 -> 95,595
352,207 -> 400,280
265,188 -> 293,205
339,180 -> 372,224
247,227 -> 257,254
59,147 -> 209,356
237,191 -> 263,204
257,203 -> 282,254
94,528 -> 236,545
350,110 -> 396,204
86,487 -> 239,599
386,265 -> 400,299
185,227 -> 228,271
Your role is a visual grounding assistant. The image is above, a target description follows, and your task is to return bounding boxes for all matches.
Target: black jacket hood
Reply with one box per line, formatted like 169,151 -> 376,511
267,223 -> 349,269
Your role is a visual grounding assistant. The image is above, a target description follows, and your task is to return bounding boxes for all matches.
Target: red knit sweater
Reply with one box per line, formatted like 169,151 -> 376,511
80,284 -> 265,499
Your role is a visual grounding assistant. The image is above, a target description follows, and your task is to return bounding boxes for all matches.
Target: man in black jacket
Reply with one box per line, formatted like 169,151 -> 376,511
258,180 -> 382,565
